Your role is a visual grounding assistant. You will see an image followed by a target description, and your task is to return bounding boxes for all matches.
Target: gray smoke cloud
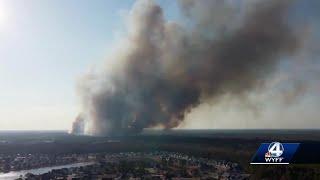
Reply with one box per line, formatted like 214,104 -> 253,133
74,0 -> 302,135
71,114 -> 85,135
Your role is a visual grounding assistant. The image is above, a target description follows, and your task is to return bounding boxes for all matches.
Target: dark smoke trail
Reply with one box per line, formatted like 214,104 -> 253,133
74,0 -> 301,135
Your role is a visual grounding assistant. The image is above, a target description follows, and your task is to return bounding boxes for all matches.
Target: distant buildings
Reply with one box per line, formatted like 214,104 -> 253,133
7,151 -> 249,179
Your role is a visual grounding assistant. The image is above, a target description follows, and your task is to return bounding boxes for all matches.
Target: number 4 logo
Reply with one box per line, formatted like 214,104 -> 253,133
268,142 -> 284,157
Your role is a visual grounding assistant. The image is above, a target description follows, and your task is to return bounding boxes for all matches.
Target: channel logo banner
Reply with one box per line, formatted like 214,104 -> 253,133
251,142 -> 300,164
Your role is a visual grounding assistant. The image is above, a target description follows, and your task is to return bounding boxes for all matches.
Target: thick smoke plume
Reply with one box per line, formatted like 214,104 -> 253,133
71,114 -> 85,135
75,0 -> 301,135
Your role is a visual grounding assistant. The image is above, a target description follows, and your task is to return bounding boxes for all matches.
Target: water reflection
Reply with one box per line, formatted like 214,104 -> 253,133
0,162 -> 94,180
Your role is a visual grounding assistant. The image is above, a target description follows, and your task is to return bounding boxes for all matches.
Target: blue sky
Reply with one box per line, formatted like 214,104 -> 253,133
0,0 -> 183,130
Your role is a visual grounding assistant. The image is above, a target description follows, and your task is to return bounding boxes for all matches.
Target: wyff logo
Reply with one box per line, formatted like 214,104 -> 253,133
265,142 -> 284,163
251,142 -> 300,164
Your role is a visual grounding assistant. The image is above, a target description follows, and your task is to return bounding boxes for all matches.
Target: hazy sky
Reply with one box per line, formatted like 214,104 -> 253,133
0,0 -> 180,130
0,0 -> 319,130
